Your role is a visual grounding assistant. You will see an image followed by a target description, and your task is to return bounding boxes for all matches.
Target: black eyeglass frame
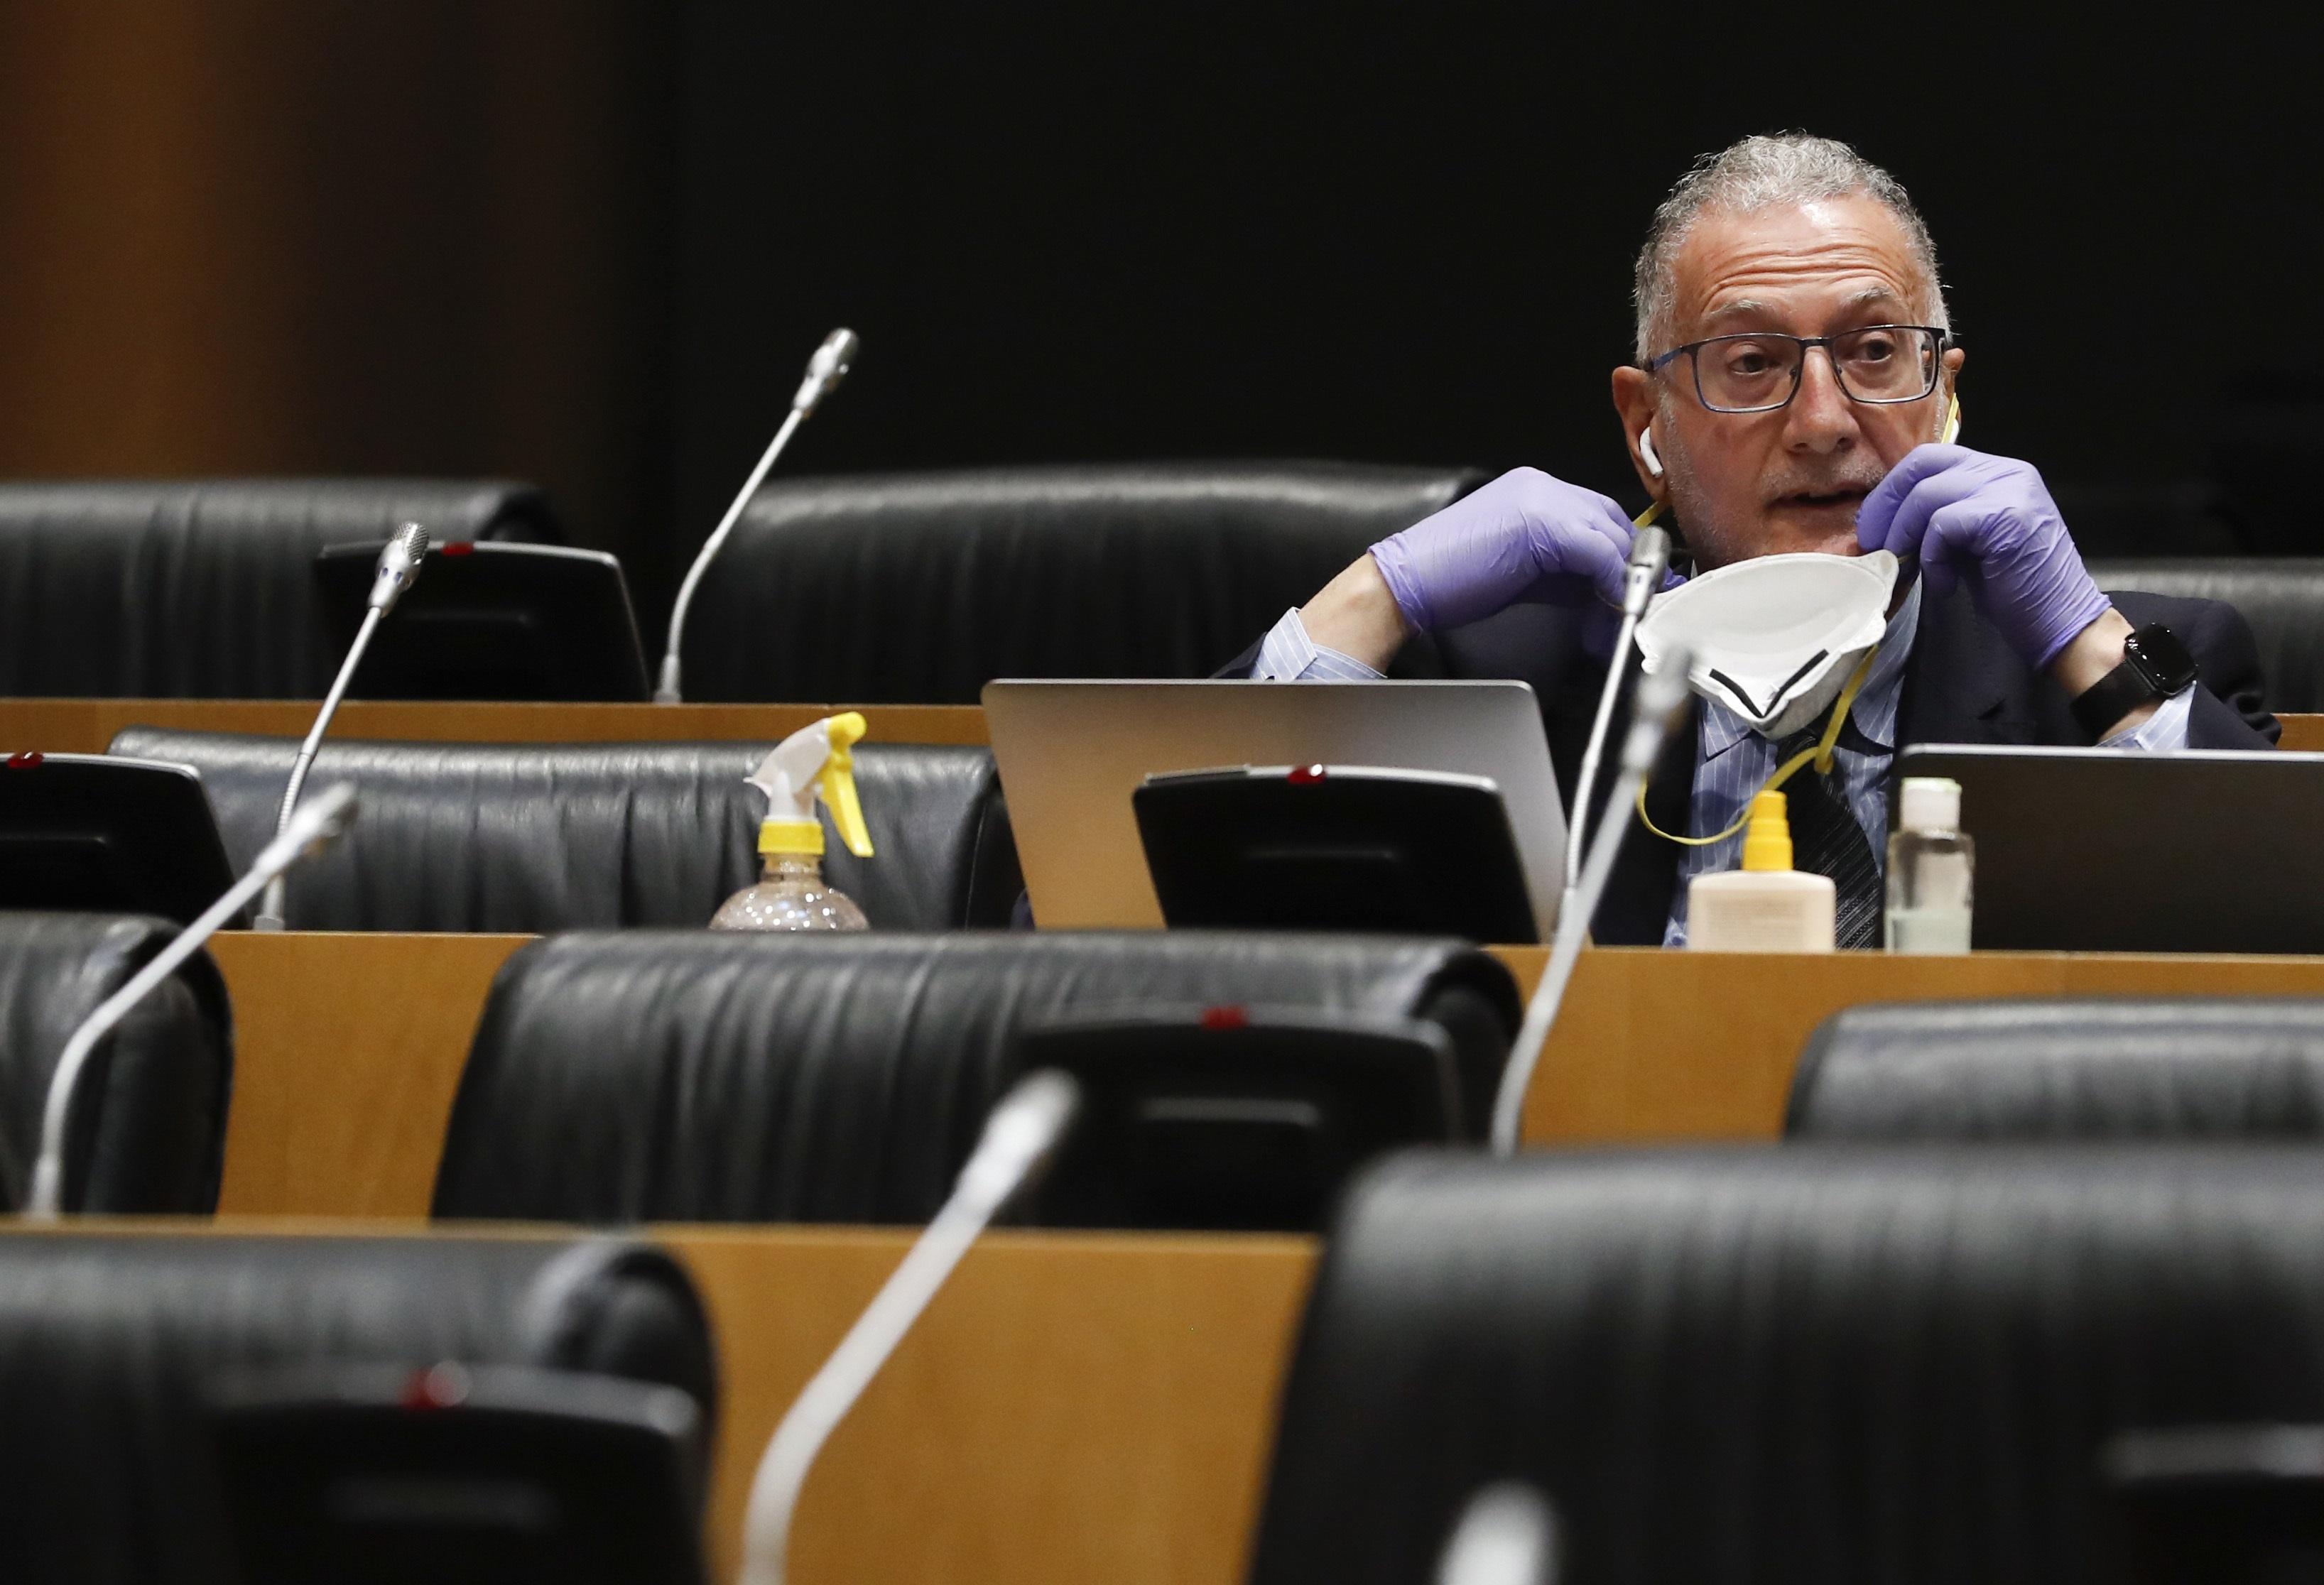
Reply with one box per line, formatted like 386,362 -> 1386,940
1644,324 -> 1953,414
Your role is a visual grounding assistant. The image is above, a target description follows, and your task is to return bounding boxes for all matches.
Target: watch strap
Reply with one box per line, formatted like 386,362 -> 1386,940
2070,660 -> 2159,739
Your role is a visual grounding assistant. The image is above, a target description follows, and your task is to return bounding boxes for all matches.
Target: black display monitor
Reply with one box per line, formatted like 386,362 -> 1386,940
313,540 -> 651,702
206,1361 -> 709,1585
1134,764 -> 1540,943
0,751 -> 239,927
2104,1423 -> 2324,1584
1016,1006 -> 1462,1232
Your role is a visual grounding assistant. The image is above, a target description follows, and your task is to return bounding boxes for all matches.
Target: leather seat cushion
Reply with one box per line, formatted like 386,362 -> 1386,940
108,729 -> 1021,933
1251,1145 -> 2324,1585
0,912 -> 232,1213
680,462 -> 1484,702
0,479 -> 558,698
433,931 -> 1519,1224
1788,998 -> 2324,1140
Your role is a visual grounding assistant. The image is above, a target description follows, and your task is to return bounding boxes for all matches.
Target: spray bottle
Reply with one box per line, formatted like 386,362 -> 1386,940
712,712 -> 875,932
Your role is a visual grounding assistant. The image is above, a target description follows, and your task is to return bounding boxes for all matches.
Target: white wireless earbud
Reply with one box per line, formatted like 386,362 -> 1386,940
1639,427 -> 1665,479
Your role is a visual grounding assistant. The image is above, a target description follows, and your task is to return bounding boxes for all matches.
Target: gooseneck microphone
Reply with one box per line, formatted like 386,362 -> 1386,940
26,783 -> 359,1218
656,327 -> 859,705
253,522 -> 428,931
1492,648 -> 1692,1154
1438,1483 -> 1560,1585
738,1069 -> 1078,1585
1558,525 -> 1671,932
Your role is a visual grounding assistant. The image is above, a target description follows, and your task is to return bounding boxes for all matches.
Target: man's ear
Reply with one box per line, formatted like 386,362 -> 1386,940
1610,364 -> 1666,501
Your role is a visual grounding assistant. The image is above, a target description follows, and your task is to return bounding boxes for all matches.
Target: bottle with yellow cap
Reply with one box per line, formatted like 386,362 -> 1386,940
1684,788 -> 1836,952
711,712 -> 876,931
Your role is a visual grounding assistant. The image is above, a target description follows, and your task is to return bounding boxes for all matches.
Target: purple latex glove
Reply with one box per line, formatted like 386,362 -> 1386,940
1855,444 -> 2112,670
1368,467 -> 1637,633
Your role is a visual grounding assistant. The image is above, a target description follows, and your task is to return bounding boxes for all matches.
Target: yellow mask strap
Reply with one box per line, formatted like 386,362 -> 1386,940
1634,642 -> 1882,847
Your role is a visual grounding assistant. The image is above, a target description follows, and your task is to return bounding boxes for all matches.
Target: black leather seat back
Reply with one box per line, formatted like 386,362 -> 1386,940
2090,557 -> 2324,712
107,729 -> 1022,932
0,912 -> 232,1212
0,479 -> 559,698
0,1233 -> 714,1585
1788,998 -> 2324,1141
433,932 -> 1518,1225
1251,1146 -> 2324,1585
679,462 -> 1485,702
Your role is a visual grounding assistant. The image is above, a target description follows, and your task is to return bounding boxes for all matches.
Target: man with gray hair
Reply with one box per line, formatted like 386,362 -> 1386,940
1232,131 -> 2274,947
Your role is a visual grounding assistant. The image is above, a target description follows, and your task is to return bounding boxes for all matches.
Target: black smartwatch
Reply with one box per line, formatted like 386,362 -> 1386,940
2069,623 -> 2198,740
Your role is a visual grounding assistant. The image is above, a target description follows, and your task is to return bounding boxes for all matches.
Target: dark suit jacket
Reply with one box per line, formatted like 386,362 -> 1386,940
1225,586 -> 2279,944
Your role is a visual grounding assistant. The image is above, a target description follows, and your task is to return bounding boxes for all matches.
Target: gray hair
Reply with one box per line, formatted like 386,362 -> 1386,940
1632,133 -> 1948,361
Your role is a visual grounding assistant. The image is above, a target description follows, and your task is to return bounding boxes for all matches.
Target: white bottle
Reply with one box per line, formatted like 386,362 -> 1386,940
1885,775 -> 1973,954
1686,789 -> 1836,952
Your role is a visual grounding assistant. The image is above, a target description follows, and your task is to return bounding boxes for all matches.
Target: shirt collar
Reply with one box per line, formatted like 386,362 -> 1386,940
1696,577 -> 1923,761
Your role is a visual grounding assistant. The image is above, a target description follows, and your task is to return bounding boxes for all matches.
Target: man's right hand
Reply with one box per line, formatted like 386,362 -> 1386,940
1368,467 -> 1639,633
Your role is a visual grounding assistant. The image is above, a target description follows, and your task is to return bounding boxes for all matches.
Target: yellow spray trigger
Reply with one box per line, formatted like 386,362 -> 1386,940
818,712 -> 874,858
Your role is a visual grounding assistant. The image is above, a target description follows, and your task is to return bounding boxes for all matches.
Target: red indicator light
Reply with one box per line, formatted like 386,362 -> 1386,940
399,1362 -> 471,1410
1287,764 -> 1326,784
5,752 -> 43,770
1200,1005 -> 1250,1031
441,541 -> 476,557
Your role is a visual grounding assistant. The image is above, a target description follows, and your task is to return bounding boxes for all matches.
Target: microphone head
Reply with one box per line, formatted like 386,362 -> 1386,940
1437,1483 -> 1558,1585
367,521 -> 432,612
792,327 -> 859,413
1621,525 -> 1672,618
1619,642 -> 1694,775
283,782 -> 360,857
960,1068 -> 1080,1207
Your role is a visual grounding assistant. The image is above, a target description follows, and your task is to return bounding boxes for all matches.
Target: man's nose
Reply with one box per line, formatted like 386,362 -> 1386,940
1783,347 -> 1861,454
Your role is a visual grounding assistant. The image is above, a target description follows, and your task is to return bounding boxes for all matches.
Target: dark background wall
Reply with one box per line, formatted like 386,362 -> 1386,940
7,4 -> 2320,641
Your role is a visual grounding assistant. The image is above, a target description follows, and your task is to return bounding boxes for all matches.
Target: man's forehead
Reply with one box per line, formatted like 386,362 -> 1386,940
1670,195 -> 1926,335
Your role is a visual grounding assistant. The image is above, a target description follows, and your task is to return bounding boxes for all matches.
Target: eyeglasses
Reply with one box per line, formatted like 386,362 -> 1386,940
1646,325 -> 1948,414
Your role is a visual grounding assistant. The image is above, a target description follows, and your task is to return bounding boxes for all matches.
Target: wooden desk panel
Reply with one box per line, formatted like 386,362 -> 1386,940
15,1218 -> 1316,1585
207,934 -> 2324,1219
207,932 -> 532,1216
4,697 -> 2306,754
1496,946 -> 2324,1142
667,1224 -> 1314,1585
0,699 -> 988,753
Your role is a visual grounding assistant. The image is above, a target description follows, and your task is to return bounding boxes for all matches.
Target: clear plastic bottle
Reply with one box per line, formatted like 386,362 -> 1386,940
1885,775 -> 1974,954
711,852 -> 869,932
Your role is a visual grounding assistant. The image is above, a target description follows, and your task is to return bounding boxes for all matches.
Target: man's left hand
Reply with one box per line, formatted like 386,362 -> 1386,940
1855,444 -> 2113,671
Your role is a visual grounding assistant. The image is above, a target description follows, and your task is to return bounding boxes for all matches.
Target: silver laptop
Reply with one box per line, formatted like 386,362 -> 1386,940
1896,743 -> 2324,954
982,680 -> 1565,930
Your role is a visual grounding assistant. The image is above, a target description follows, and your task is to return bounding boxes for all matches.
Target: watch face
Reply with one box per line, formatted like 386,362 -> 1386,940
2125,626 -> 2198,693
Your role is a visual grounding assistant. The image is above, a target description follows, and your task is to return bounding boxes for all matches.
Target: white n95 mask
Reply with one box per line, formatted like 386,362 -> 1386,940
1634,550 -> 1899,739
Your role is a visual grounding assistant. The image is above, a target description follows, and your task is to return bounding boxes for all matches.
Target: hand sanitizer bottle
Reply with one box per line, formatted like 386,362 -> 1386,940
712,712 -> 876,932
1885,775 -> 1973,954
1686,789 -> 1837,952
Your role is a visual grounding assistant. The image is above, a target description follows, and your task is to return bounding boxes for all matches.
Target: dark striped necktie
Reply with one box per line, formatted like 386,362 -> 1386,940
1771,719 -> 1884,949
